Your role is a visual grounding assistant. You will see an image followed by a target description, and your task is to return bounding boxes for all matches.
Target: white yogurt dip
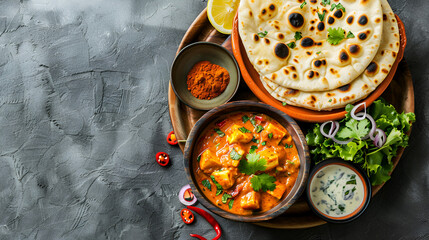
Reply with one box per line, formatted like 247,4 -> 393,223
309,164 -> 366,218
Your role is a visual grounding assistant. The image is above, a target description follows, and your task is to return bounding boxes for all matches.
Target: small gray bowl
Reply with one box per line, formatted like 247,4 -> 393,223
170,42 -> 240,110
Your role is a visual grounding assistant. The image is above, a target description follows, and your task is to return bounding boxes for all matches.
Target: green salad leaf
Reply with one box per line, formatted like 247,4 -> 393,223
251,174 -> 276,192
306,99 -> 415,185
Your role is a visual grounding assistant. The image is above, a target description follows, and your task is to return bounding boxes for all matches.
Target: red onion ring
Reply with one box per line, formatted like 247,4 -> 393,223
373,128 -> 386,147
179,184 -> 197,206
351,102 -> 367,121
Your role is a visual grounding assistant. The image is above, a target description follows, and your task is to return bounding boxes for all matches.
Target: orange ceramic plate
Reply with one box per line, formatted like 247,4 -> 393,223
231,13 -> 407,123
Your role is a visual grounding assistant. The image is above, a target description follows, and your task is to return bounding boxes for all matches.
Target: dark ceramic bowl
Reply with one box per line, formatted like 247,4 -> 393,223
306,158 -> 371,223
183,101 -> 311,222
170,42 -> 240,110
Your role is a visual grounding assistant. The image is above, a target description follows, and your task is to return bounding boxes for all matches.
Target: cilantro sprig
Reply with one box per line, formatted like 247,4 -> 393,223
258,31 -> 268,38
327,27 -> 345,45
238,152 -> 267,175
251,174 -> 276,192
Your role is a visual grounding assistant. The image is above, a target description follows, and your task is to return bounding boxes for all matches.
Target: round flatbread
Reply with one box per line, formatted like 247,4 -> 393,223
261,0 -> 400,111
238,0 -> 383,91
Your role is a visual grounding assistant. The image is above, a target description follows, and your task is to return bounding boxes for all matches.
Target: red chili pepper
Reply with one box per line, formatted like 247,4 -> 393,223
155,152 -> 170,166
216,120 -> 227,128
187,206 -> 221,240
180,208 -> 195,224
167,131 -> 178,145
254,116 -> 263,121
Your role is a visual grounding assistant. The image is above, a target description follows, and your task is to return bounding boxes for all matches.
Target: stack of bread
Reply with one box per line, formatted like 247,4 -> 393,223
238,0 -> 400,111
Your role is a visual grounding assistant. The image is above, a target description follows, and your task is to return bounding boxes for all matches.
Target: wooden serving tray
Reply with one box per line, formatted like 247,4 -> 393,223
168,8 -> 414,229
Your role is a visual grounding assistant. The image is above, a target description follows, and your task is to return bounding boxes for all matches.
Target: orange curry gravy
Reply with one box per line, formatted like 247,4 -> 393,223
193,112 -> 300,215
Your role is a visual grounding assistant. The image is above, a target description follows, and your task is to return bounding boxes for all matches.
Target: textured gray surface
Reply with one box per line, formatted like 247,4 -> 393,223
0,0 -> 427,239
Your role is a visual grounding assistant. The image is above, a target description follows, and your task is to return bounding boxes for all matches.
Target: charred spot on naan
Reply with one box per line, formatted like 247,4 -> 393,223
281,89 -> 300,98
347,44 -> 362,57
277,33 -> 285,40
253,34 -> 260,42
358,30 -> 371,41
317,22 -> 325,31
313,59 -> 327,68
274,43 -> 290,59
347,16 -> 354,24
365,62 -> 379,76
339,50 -> 350,64
333,10 -> 344,19
338,84 -> 351,92
264,38 -> 271,44
300,37 -> 314,48
327,16 -> 335,25
288,12 -> 305,30
308,71 -> 315,79
358,15 -> 369,26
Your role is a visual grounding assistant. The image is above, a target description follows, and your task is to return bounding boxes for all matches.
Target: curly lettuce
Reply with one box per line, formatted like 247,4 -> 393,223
306,99 -> 416,185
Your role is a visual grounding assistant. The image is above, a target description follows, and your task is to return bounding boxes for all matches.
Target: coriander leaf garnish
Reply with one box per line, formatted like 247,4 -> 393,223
317,9 -> 327,22
256,125 -> 264,133
238,152 -> 267,175
329,99 -> 332,102
242,115 -> 250,123
282,102 -> 288,106
258,31 -> 268,38
294,31 -> 302,41
230,148 -> 242,160
210,175 -> 223,194
249,145 -> 258,154
222,193 -> 232,204
346,31 -> 355,39
250,116 -> 257,127
251,137 -> 259,143
321,0 -> 330,7
202,179 -> 211,191
327,27 -> 346,45
268,133 -> 273,139
300,1 -> 307,9
316,51 -> 321,54
228,199 -> 234,209
214,128 -> 225,137
239,127 -> 251,133
250,173 -> 277,192
286,42 -> 296,49
197,155 -> 201,162
330,3 -> 336,11
261,141 -> 267,146
337,118 -> 370,140
335,3 -> 346,12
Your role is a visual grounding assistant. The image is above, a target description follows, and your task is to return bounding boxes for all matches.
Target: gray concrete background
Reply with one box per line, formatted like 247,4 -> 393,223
0,0 -> 427,239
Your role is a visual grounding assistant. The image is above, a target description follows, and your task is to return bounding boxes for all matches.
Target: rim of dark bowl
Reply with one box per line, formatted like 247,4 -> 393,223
183,100 -> 311,222
170,41 -> 241,111
306,158 -> 372,224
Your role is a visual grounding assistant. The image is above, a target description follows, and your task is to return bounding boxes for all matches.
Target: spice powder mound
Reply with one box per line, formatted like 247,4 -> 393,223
186,61 -> 230,100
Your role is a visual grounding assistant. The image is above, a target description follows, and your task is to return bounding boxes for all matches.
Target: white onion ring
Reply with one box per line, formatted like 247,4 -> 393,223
356,112 -> 376,140
332,137 -> 354,145
351,102 -> 367,121
179,184 -> 197,206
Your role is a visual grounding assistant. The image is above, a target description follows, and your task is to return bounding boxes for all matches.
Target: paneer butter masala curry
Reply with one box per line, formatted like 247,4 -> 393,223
193,112 -> 300,215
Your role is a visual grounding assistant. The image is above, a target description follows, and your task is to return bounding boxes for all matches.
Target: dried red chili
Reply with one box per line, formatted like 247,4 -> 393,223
167,131 -> 178,145
155,152 -> 169,166
180,208 -> 194,224
187,206 -> 221,240
254,116 -> 263,121
216,119 -> 227,128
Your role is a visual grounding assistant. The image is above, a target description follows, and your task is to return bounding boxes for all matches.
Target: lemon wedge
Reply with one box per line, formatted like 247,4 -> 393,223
207,0 -> 240,34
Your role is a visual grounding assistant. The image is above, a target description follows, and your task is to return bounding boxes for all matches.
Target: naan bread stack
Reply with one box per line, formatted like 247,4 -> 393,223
238,0 -> 400,111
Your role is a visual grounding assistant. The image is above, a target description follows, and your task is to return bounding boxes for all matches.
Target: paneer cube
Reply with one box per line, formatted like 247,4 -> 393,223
211,169 -> 235,189
240,191 -> 261,210
267,181 -> 287,199
258,149 -> 279,171
227,124 -> 253,144
265,123 -> 287,145
199,149 -> 221,171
